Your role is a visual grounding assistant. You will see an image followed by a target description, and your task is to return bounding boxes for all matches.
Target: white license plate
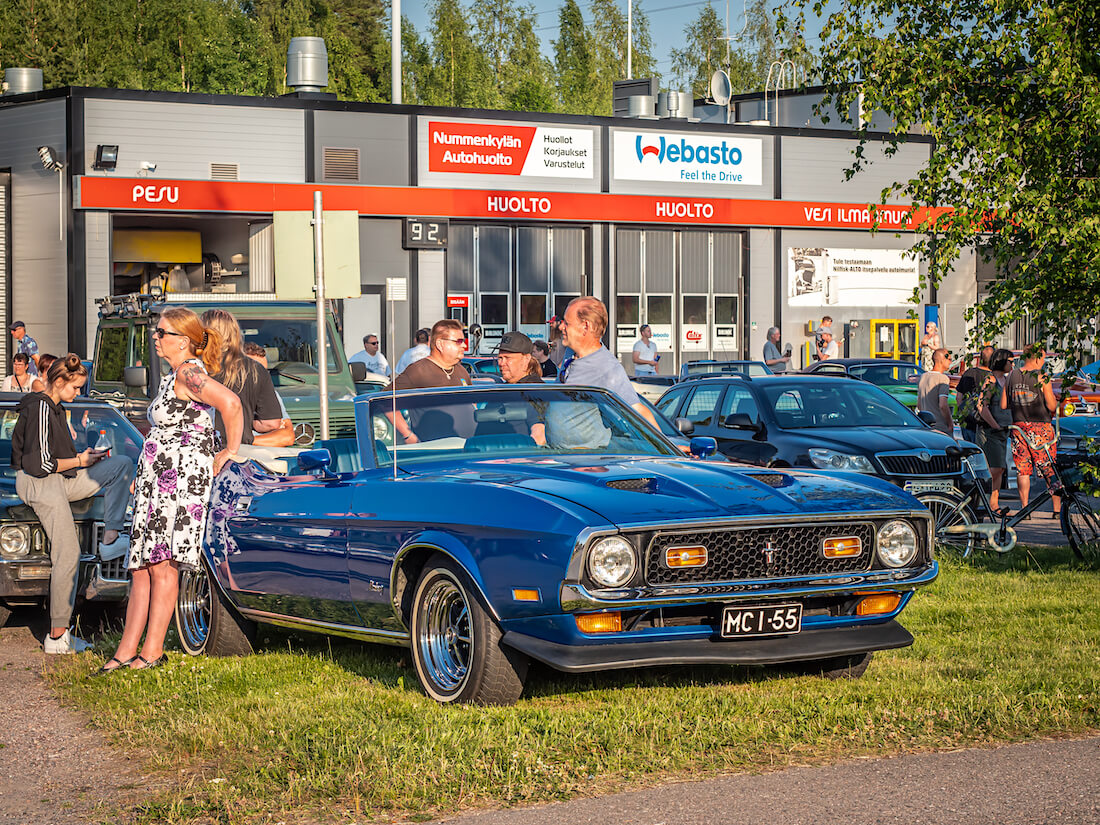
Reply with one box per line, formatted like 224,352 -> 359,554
720,603 -> 802,639
904,480 -> 956,495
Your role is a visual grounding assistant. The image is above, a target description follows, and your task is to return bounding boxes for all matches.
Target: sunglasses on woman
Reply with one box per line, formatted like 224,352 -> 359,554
153,327 -> 187,339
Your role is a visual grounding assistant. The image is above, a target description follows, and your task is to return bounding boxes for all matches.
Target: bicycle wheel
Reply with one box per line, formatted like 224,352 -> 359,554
916,492 -> 977,560
1061,495 -> 1100,562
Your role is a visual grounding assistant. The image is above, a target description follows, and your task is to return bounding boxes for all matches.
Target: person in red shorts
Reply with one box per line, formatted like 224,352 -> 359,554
1001,343 -> 1060,518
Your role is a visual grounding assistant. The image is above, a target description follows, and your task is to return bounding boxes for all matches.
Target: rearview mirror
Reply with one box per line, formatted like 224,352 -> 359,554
123,366 -> 148,388
723,412 -> 758,430
916,410 -> 936,427
689,437 -> 718,459
297,448 -> 332,474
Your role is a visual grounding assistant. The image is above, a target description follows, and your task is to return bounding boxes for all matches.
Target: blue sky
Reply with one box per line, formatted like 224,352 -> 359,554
400,0 -> 775,91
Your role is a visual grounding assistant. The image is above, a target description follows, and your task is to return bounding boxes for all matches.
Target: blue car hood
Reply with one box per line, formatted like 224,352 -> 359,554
419,455 -> 918,528
777,426 -> 957,453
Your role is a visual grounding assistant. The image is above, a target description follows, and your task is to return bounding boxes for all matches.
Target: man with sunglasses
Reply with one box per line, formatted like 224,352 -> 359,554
386,319 -> 472,444
348,334 -> 391,377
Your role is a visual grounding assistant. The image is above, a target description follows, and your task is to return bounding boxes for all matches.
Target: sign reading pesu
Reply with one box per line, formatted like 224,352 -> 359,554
428,121 -> 594,179
613,130 -> 763,186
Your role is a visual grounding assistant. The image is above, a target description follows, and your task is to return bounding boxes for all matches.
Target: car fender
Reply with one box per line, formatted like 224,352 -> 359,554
391,530 -> 500,623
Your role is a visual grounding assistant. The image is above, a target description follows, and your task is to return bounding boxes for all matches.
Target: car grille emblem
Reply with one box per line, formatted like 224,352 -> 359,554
919,451 -> 931,462
762,540 -> 777,572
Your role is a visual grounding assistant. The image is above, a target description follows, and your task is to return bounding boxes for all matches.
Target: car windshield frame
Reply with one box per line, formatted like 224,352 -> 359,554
364,386 -> 681,468
760,379 -> 924,430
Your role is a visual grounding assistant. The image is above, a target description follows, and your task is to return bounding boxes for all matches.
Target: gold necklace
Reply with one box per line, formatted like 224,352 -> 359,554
438,362 -> 455,378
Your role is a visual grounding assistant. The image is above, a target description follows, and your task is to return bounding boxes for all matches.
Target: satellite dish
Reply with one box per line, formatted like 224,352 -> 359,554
710,69 -> 732,106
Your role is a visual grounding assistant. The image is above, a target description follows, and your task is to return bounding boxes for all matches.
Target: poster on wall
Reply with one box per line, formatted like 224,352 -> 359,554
681,324 -> 709,351
787,248 -> 919,307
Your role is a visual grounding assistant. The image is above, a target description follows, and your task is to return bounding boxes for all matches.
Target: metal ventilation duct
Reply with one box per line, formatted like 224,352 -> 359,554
286,37 -> 328,92
626,95 -> 654,118
2,68 -> 43,96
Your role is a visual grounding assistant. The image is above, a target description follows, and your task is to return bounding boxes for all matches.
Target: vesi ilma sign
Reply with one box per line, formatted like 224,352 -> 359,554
613,130 -> 762,186
428,121 -> 593,179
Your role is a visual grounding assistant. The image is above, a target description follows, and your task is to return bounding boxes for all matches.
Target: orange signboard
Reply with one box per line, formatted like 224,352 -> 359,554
76,177 -> 947,231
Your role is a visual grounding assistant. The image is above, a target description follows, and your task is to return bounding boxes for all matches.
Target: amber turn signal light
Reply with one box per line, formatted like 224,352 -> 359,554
856,593 -> 901,616
511,588 -> 540,602
823,536 -> 862,558
665,545 -> 708,568
575,612 -> 622,634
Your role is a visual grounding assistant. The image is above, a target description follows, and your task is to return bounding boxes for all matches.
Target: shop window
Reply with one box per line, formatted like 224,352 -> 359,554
616,295 -> 640,325
96,327 -> 128,383
520,294 -> 546,325
647,295 -> 672,325
482,294 -> 509,324
683,295 -> 707,325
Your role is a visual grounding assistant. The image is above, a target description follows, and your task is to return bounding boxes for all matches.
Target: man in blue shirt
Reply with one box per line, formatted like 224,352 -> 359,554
557,297 -> 657,428
10,321 -> 39,376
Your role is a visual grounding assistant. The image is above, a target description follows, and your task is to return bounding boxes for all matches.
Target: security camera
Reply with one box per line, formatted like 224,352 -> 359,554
139,161 -> 157,174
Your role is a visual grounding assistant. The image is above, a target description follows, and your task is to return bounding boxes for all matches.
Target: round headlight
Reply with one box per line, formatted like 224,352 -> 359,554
587,536 -> 637,588
877,520 -> 918,568
0,525 -> 30,559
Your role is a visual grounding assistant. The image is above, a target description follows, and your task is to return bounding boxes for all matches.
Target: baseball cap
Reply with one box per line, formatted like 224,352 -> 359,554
499,331 -> 533,355
8,321 -> 24,331
547,315 -> 560,325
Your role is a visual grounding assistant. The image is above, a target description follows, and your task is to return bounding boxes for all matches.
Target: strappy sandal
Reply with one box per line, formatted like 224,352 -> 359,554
91,655 -> 136,677
129,654 -> 167,670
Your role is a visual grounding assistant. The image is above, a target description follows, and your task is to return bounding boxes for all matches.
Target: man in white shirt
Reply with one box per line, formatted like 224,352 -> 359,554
348,334 -> 391,376
817,330 -> 839,361
631,324 -> 660,375
395,328 -> 431,376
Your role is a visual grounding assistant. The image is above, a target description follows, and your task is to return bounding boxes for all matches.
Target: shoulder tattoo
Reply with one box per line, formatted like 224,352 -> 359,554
179,364 -> 208,396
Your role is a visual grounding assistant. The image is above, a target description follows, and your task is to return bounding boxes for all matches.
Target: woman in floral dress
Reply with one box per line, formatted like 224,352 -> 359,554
98,307 -> 243,672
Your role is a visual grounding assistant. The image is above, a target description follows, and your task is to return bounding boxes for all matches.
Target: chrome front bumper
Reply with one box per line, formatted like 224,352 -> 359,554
560,561 -> 939,613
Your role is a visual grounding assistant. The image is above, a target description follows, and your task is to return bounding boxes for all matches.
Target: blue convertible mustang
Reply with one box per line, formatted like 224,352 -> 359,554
176,385 -> 938,705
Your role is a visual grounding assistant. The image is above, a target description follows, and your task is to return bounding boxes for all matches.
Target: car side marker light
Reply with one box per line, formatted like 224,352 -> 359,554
856,593 -> 901,616
823,536 -> 862,558
512,588 -> 540,602
575,612 -> 622,634
665,545 -> 708,568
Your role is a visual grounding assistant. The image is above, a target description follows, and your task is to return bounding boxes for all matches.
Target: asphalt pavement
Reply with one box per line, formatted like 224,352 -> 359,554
427,736 -> 1100,825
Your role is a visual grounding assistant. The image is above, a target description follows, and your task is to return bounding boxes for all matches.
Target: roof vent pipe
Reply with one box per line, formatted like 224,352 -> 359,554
287,37 -> 328,93
2,68 -> 44,96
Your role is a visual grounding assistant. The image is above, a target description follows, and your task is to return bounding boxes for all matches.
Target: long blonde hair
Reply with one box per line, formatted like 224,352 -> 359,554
160,307 -> 222,375
199,308 -> 249,391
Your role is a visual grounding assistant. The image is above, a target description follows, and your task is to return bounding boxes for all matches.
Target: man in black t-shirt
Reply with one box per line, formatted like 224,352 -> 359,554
956,345 -> 994,442
386,319 -> 472,443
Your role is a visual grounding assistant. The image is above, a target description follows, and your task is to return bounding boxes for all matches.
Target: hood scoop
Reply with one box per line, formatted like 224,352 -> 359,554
743,472 -> 793,488
605,477 -> 657,493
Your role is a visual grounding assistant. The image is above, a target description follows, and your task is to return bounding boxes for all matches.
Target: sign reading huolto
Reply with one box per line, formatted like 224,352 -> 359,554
427,120 -> 594,179
613,130 -> 763,186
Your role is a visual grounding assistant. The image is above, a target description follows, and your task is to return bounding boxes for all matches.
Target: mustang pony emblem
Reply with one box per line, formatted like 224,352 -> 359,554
762,540 -> 777,570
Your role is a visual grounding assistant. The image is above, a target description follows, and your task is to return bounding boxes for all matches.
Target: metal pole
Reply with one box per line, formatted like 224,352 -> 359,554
627,0 -> 632,79
312,191 -> 329,440
392,0 -> 402,105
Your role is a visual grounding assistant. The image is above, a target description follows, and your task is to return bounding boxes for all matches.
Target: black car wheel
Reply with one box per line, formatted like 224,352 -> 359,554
0,601 -> 11,630
410,555 -> 528,705
1062,496 -> 1100,562
794,651 -> 874,680
916,492 -> 977,560
175,563 -> 255,657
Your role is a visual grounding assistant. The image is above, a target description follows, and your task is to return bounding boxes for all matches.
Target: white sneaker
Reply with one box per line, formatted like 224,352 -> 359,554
43,629 -> 92,655
99,534 -> 130,562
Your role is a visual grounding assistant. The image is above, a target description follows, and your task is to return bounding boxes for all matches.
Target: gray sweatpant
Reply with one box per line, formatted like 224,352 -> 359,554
16,455 -> 134,626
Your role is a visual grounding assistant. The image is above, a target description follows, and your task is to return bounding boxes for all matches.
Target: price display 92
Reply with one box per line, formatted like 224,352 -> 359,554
403,218 -> 449,249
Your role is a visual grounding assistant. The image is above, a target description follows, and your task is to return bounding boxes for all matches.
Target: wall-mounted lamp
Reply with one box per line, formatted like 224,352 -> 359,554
36,145 -> 64,240
93,144 -> 119,171
138,160 -> 157,175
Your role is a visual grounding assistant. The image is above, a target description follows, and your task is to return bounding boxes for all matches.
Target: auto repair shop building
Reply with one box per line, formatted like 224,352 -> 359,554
0,77 -> 980,376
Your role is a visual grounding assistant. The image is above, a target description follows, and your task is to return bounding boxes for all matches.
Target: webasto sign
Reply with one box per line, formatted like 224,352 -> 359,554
613,130 -> 763,186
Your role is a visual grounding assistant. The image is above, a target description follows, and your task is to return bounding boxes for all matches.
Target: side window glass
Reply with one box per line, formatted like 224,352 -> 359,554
719,388 -> 760,424
683,386 -> 723,426
133,324 -> 150,367
95,327 -> 128,383
655,388 -> 686,417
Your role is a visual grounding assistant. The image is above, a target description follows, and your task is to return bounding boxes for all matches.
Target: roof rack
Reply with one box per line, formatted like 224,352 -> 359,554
95,293 -> 161,318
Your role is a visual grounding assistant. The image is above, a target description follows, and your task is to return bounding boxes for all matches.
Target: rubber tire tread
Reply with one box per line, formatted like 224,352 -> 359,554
411,555 -> 528,706
0,602 -> 11,630
205,568 -> 256,657
798,651 -> 874,680
1062,496 -> 1100,562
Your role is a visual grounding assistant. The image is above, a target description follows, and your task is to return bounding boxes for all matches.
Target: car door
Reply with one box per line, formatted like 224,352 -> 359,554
679,383 -> 726,439
712,385 -> 777,465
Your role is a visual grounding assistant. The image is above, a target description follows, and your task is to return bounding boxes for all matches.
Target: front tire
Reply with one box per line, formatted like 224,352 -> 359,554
1062,496 -> 1100,562
795,651 -> 874,680
175,563 -> 255,657
916,492 -> 977,560
410,555 -> 528,705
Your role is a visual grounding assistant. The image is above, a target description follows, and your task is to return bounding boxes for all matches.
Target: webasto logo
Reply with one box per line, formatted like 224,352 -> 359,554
635,135 -> 743,166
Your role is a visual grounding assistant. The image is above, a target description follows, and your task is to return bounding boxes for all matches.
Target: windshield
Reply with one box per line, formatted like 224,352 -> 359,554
0,404 -> 144,478
369,388 -> 679,466
763,382 -> 922,429
850,363 -> 922,386
238,318 -> 342,381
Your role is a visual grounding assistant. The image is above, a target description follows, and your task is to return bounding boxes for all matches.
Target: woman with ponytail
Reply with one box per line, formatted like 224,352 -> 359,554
99,307 -> 243,672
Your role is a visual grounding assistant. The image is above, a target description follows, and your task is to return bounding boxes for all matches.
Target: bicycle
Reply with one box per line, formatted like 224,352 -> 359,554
913,424 -> 1100,561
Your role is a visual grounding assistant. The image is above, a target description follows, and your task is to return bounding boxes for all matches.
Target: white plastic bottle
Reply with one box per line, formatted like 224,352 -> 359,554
94,429 -> 110,456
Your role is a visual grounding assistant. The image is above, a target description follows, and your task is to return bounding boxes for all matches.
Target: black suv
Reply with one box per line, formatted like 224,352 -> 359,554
655,374 -> 987,494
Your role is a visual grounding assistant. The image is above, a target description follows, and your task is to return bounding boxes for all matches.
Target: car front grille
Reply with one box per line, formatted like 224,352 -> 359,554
645,522 -> 876,585
877,452 -> 961,476
99,556 -> 129,580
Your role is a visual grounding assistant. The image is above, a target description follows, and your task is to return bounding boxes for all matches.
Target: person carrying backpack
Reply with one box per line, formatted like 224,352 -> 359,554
955,345 -> 994,442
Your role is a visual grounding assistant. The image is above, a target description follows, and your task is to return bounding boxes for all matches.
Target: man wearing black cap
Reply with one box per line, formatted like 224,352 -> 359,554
496,331 -> 543,384
9,322 -> 40,376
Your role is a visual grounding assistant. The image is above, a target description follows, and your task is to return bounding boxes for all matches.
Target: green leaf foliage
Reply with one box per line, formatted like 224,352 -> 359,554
783,0 -> 1100,358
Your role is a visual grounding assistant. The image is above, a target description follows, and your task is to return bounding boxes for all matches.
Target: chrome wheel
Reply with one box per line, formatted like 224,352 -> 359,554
917,492 -> 977,559
417,577 -> 472,693
176,566 -> 210,655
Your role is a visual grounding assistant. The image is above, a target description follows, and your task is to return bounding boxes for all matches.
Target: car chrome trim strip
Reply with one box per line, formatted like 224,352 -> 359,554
235,607 -> 411,647
559,561 -> 938,612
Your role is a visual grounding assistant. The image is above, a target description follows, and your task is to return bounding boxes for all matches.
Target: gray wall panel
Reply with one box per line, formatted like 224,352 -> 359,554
84,211 -> 111,340
84,99 -> 304,181
314,111 -> 409,185
0,99 -> 69,355
747,228 -> 774,362
781,136 -> 929,204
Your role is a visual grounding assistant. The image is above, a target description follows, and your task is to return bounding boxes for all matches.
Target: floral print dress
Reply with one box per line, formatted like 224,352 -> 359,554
128,359 -> 215,570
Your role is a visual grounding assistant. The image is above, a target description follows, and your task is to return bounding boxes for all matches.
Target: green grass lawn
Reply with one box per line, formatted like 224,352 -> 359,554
51,546 -> 1100,824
